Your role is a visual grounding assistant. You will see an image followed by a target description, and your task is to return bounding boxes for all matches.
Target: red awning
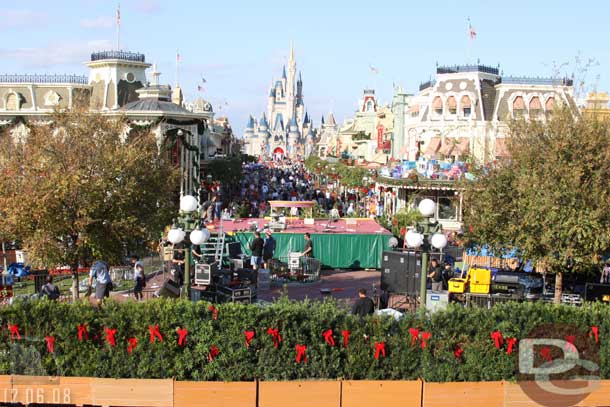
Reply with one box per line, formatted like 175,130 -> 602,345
424,137 -> 441,156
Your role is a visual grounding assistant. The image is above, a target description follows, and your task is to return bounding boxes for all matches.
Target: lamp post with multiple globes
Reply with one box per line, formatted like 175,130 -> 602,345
167,195 -> 210,298
404,198 -> 448,307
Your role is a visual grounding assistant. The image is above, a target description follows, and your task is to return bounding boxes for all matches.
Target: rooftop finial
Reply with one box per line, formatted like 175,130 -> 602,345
151,63 -> 160,86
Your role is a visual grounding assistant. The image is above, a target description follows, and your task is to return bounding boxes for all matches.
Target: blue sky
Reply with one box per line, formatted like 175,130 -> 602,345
1,0 -> 609,133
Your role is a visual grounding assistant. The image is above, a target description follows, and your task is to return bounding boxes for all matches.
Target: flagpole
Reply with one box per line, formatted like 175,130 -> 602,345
116,3 -> 121,51
176,49 -> 180,87
466,17 -> 471,64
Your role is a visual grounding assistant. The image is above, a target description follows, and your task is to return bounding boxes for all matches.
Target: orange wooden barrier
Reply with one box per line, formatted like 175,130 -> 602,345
3,376 -> 610,406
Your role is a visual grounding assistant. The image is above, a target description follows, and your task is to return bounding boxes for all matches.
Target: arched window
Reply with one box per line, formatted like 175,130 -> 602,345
6,93 -> 20,111
512,96 -> 525,118
545,97 -> 555,115
432,96 -> 443,116
461,95 -> 472,117
447,96 -> 457,115
529,97 -> 542,118
366,100 -> 374,112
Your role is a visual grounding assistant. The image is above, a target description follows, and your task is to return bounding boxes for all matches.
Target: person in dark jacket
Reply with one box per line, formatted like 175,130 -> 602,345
250,231 -> 264,270
351,288 -> 375,317
428,259 -> 443,291
39,275 -> 60,300
262,229 -> 276,269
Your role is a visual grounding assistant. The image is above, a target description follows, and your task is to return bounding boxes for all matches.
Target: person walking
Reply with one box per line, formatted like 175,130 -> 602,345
39,275 -> 60,300
88,260 -> 112,306
351,288 -> 375,317
249,231 -> 264,271
303,233 -> 314,258
263,230 -> 276,269
131,255 -> 145,301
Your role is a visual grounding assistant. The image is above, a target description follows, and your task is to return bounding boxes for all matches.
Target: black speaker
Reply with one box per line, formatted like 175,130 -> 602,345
380,250 -> 421,295
158,280 -> 181,298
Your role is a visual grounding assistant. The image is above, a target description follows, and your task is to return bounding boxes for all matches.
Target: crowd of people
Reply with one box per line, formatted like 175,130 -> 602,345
199,159 -> 390,221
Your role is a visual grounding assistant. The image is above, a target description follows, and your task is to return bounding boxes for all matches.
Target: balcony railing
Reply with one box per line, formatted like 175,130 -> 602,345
500,76 -> 573,86
0,74 -> 88,84
91,50 -> 146,63
437,64 -> 500,75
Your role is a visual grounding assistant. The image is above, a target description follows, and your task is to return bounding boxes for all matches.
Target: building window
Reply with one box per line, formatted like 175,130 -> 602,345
461,95 -> 472,117
125,72 -> 135,83
432,96 -> 443,116
529,97 -> 542,118
366,100 -> 374,112
545,97 -> 555,117
409,105 -> 420,118
5,93 -> 21,111
512,96 -> 525,118
447,96 -> 457,115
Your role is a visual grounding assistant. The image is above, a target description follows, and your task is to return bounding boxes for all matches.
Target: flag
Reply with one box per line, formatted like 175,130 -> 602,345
200,75 -> 207,84
116,3 -> 121,26
369,65 -> 380,74
197,85 -> 203,92
468,18 -> 477,40
176,50 -> 180,62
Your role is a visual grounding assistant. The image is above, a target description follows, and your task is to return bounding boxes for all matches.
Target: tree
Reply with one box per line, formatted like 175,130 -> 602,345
463,109 -> 610,303
0,109 -> 178,300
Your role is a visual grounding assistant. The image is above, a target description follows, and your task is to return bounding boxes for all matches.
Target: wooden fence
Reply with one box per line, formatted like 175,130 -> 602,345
2,375 -> 610,407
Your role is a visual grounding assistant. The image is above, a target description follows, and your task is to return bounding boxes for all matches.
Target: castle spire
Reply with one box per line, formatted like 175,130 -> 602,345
289,43 -> 295,64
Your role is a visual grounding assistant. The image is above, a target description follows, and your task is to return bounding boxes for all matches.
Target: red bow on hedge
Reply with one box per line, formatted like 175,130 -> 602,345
208,345 -> 220,362
590,326 -> 599,344
408,328 -> 419,347
8,324 -> 20,340
454,345 -> 464,361
266,328 -> 282,348
506,338 -> 517,355
77,324 -> 89,341
295,344 -> 307,363
177,328 -> 188,347
208,305 -> 219,321
374,342 -> 386,360
323,329 -> 335,347
490,330 -> 504,349
244,330 -> 255,348
45,336 -> 55,353
104,327 -> 117,347
420,331 -> 431,349
341,330 -> 350,348
127,337 -> 138,354
540,347 -> 552,362
565,335 -> 576,352
148,325 -> 163,343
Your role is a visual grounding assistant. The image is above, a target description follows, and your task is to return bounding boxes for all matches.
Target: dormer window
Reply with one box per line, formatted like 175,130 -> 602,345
461,95 -> 472,117
365,100 -> 374,112
447,96 -> 457,115
432,96 -> 443,116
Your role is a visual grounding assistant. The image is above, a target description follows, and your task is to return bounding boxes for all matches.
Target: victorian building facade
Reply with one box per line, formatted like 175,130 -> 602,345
393,64 -> 576,163
243,47 -> 316,159
0,50 -> 224,196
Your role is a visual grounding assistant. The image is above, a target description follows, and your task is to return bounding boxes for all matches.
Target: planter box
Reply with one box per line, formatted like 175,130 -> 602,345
174,381 -> 256,407
341,380 -> 422,407
91,378 -> 173,407
423,381 -> 504,407
259,381 -> 341,407
504,380 -> 609,407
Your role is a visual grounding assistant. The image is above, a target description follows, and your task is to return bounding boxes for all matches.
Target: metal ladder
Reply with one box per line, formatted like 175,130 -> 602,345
201,218 -> 227,264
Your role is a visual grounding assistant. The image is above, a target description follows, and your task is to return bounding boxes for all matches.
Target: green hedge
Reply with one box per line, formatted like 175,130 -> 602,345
0,298 -> 607,381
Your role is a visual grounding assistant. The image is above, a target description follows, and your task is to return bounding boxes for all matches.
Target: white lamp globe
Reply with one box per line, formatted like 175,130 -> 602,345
180,195 -> 198,213
190,228 -> 210,245
405,230 -> 424,248
418,198 -> 436,217
431,233 -> 448,250
167,227 -> 185,244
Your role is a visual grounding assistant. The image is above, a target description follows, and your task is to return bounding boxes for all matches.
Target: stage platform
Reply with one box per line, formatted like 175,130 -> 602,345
210,218 -> 392,269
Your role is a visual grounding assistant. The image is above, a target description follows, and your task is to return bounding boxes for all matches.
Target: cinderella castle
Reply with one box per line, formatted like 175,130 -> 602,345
243,47 -> 316,159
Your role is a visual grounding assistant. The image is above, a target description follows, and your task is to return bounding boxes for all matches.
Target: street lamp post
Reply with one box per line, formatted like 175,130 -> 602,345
167,195 -> 210,298
404,198 -> 448,307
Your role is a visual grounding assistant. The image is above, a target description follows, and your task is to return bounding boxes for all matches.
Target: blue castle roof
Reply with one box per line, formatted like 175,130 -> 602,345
282,65 -> 287,79
246,115 -> 254,129
259,113 -> 269,128
274,113 -> 284,132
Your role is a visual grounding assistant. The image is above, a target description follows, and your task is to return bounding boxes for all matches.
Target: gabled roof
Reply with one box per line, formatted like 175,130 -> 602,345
326,112 -> 336,126
259,113 -> 269,128
303,111 -> 310,124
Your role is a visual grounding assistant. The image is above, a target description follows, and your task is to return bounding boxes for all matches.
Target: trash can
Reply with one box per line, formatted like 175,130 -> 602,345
31,269 -> 49,293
